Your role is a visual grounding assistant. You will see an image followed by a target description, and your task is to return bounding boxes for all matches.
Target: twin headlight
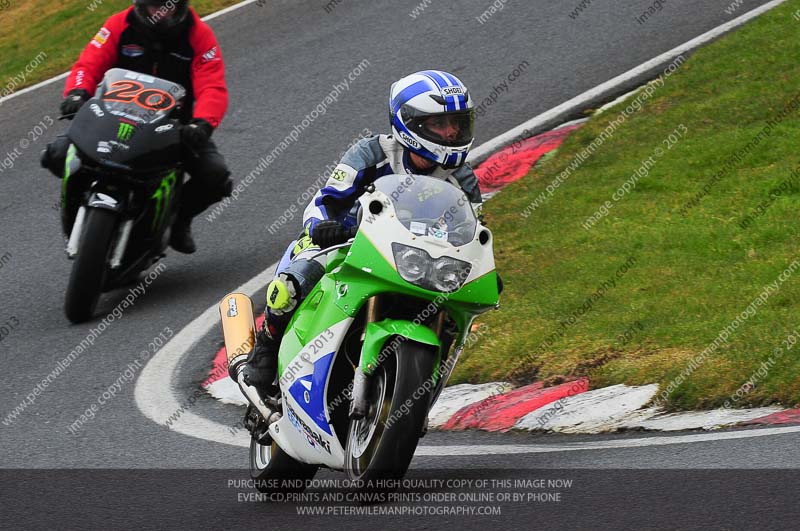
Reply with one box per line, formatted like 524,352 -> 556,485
391,243 -> 472,293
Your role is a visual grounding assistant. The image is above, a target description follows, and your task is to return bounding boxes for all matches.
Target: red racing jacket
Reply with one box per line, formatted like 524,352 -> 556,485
64,6 -> 228,128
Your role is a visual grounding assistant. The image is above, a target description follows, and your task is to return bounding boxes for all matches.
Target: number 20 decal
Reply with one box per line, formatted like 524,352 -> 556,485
103,81 -> 176,111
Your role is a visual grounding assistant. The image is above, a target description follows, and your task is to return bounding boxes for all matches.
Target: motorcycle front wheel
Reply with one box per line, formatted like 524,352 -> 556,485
345,339 -> 436,482
64,208 -> 117,324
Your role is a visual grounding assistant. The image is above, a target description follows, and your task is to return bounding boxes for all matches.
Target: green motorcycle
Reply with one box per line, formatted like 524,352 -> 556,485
219,173 -> 499,489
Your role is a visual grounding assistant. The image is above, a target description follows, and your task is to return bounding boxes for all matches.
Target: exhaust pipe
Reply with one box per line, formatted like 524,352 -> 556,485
218,293 -> 278,423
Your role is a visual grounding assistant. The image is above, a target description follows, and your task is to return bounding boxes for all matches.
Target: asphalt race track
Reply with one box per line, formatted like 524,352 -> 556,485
0,1 -> 794,528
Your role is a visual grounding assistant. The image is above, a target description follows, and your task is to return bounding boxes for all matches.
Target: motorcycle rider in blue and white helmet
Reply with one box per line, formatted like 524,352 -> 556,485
237,70 -> 484,401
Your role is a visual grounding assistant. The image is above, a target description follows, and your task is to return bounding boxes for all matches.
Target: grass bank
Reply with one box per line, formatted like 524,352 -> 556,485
455,0 -> 800,410
0,0 -> 240,96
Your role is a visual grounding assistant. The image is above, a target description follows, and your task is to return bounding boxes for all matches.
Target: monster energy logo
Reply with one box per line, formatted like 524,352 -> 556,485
117,122 -> 135,142
151,171 -> 177,231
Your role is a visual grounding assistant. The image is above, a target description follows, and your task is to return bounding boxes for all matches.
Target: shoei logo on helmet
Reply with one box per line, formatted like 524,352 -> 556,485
227,297 -> 238,317
399,132 -> 420,149
442,86 -> 464,96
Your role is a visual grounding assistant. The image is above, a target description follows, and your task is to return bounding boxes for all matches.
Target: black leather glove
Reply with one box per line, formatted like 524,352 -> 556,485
181,118 -> 213,151
60,89 -> 90,118
311,220 -> 356,248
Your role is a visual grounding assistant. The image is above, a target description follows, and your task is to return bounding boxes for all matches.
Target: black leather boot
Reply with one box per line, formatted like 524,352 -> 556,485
242,327 -> 280,401
169,217 -> 196,254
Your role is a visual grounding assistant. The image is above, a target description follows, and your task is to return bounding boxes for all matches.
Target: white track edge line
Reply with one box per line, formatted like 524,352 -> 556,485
415,424 -> 800,456
134,265 -> 275,448
135,2 -> 791,450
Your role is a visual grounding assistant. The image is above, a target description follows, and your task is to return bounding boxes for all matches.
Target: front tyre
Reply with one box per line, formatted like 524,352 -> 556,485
64,208 -> 117,323
345,340 -> 436,482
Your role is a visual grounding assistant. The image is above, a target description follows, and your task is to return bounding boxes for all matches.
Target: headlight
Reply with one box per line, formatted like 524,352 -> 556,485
394,245 -> 428,282
392,243 -> 472,292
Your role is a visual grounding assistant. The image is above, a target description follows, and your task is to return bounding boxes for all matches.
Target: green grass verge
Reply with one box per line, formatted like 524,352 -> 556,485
455,0 -> 800,410
0,0 -> 240,95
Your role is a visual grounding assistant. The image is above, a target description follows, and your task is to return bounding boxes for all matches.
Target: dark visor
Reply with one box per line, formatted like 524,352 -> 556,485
402,107 -> 475,147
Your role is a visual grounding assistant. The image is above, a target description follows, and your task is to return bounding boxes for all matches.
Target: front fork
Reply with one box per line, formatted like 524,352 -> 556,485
65,207 -> 87,258
350,297 -> 380,420
62,145 -> 133,268
349,297 -> 444,420
66,191 -> 132,271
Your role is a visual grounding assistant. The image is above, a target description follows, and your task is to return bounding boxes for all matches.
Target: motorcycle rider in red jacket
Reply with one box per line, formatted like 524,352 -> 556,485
44,0 -> 231,253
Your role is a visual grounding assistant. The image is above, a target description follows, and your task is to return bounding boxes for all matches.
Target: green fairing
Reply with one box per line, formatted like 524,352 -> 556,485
62,145 -> 79,208
360,319 -> 441,379
334,233 -> 498,332
278,232 -> 498,377
278,273 -> 350,375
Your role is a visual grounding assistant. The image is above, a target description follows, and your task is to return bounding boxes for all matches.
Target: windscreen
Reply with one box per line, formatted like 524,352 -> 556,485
373,174 -> 478,247
97,68 -> 185,124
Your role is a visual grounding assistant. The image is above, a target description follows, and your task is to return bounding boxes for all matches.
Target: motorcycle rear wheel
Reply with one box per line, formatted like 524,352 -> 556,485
249,422 -> 318,494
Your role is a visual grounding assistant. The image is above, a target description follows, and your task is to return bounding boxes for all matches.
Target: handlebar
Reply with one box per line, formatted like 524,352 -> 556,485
307,239 -> 354,261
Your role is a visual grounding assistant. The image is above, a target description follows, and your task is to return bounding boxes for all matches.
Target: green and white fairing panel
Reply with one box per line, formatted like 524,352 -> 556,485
272,318 -> 353,468
268,174 -> 499,469
363,174 -> 497,296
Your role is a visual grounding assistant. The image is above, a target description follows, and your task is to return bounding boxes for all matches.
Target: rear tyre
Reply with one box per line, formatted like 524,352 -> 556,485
249,408 -> 318,493
345,340 -> 436,483
64,208 -> 117,324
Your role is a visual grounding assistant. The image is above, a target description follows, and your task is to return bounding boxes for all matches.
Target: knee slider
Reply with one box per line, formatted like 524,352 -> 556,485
40,147 -> 51,170
266,259 -> 325,314
266,275 -> 296,313
283,259 -> 326,300
41,136 -> 70,177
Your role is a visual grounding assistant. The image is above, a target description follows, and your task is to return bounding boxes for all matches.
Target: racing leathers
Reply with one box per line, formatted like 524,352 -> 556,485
43,6 -> 231,252
241,133 -> 482,397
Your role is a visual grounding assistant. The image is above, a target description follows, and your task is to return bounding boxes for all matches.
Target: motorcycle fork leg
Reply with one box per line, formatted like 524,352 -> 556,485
66,206 -> 87,258
351,297 -> 379,419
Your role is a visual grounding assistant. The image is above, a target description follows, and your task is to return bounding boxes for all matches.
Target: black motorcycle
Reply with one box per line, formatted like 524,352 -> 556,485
59,68 -> 185,323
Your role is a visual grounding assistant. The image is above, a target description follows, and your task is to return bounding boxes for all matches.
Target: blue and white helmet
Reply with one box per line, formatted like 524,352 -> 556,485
390,70 -> 475,169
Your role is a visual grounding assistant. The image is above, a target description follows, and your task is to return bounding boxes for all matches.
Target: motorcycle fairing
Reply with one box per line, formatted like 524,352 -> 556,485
272,318 -> 352,469
269,175 -> 500,469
